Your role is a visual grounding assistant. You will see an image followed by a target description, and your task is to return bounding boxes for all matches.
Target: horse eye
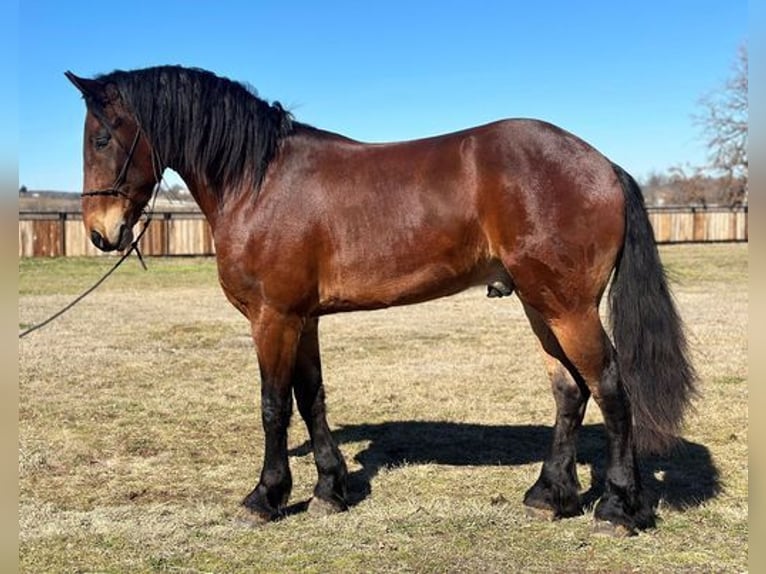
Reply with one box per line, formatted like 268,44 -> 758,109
93,132 -> 111,150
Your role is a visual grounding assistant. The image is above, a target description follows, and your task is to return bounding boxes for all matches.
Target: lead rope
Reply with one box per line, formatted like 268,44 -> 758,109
19,217 -> 153,339
19,142 -> 166,339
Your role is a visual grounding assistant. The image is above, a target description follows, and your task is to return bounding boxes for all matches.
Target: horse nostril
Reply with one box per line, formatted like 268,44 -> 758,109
117,224 -> 133,250
90,229 -> 105,250
90,229 -> 117,251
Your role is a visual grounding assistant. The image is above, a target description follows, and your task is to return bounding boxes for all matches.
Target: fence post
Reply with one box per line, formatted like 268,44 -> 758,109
59,212 -> 67,256
164,212 -> 171,256
743,206 -> 748,241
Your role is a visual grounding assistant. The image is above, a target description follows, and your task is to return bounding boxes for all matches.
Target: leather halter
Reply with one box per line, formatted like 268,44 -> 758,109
80,127 -> 143,200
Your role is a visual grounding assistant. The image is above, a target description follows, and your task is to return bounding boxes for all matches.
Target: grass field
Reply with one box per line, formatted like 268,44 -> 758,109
18,244 -> 748,573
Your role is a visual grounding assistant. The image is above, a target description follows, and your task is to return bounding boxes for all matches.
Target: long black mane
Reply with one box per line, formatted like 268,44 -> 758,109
96,65 -> 294,192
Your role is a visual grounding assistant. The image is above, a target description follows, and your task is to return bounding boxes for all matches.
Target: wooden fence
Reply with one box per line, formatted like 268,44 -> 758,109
18,212 -> 214,257
18,205 -> 747,257
646,205 -> 747,244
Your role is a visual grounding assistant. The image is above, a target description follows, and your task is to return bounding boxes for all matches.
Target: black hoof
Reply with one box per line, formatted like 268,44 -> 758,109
592,487 -> 655,533
241,483 -> 289,523
524,478 -> 583,519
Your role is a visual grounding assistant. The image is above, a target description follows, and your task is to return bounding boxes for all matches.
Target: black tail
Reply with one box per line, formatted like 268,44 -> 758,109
609,163 -> 697,454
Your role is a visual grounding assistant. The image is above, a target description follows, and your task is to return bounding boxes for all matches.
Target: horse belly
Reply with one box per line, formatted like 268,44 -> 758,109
316,229 -> 498,313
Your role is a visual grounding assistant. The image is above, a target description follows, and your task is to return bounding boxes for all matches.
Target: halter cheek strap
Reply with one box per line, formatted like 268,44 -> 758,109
81,128 -> 142,200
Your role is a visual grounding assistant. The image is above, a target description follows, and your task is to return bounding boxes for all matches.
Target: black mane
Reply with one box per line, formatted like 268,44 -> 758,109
96,65 -> 295,192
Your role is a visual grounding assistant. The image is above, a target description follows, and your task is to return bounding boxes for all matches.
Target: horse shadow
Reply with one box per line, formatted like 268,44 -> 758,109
287,421 -> 720,514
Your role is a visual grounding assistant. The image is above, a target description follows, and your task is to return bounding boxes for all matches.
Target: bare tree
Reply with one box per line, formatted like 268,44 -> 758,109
668,165 -> 708,206
695,43 -> 748,204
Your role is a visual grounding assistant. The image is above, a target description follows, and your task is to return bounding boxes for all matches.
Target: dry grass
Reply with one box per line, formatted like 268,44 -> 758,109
19,244 -> 747,572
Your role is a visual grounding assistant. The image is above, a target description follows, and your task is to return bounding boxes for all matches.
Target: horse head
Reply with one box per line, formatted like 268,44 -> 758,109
66,71 -> 158,252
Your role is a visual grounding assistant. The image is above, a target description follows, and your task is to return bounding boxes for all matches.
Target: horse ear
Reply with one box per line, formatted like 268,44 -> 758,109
65,71 -> 103,99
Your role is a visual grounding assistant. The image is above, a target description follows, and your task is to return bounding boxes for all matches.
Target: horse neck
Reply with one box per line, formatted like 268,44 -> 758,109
164,165 -> 225,225
152,137 -> 224,224
149,108 -> 289,226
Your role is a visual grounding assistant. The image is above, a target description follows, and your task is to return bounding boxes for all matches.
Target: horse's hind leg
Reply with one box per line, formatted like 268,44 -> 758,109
545,309 -> 653,535
292,318 -> 349,514
522,303 -> 590,520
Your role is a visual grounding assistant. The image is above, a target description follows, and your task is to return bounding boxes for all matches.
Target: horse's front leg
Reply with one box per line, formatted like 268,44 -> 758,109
241,307 -> 304,521
292,318 -> 348,514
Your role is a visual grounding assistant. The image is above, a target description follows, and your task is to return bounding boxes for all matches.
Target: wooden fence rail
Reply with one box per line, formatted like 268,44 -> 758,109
18,212 -> 215,257
18,206 -> 747,257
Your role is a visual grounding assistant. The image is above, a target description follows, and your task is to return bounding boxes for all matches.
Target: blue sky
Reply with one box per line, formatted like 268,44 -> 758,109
18,1 -> 747,192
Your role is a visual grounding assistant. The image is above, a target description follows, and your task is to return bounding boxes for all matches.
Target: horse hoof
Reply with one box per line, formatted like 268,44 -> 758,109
524,505 -> 557,522
233,505 -> 276,527
593,519 -> 636,537
308,496 -> 346,516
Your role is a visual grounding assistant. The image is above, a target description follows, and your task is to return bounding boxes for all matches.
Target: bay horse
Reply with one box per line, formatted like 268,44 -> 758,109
66,65 -> 695,535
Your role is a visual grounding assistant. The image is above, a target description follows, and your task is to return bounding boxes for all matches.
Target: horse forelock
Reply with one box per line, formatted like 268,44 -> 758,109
95,65 -> 295,196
